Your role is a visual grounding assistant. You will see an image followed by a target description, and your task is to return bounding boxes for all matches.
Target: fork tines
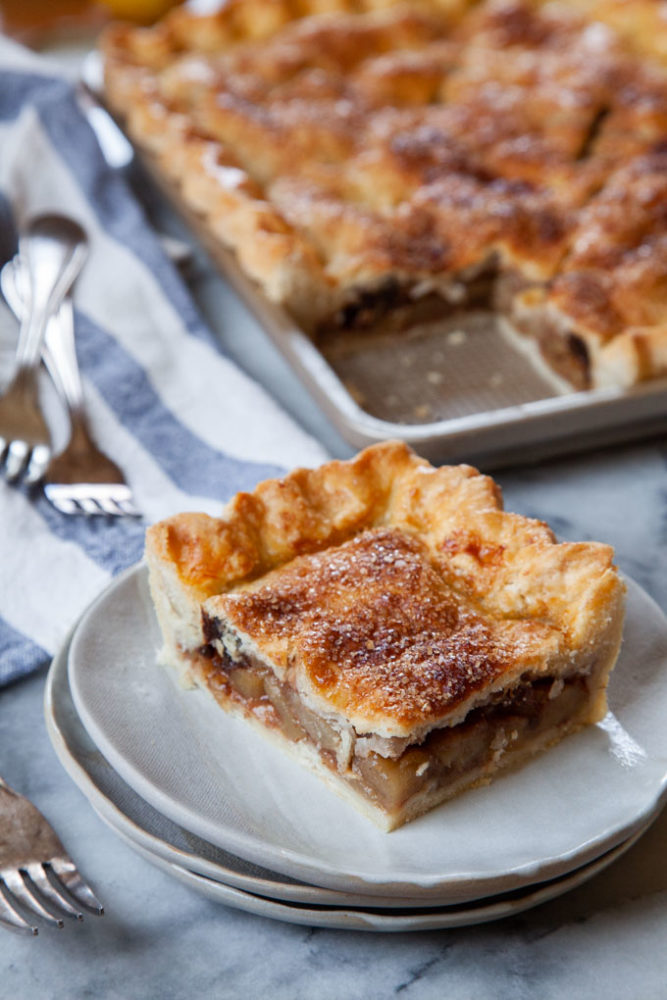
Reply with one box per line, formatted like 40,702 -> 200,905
0,438 -> 51,485
0,777 -> 103,935
44,483 -> 141,517
0,859 -> 103,935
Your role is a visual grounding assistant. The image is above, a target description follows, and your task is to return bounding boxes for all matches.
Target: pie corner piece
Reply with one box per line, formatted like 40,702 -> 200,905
145,441 -> 626,831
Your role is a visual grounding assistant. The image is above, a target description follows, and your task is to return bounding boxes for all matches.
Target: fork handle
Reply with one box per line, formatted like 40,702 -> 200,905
42,298 -> 86,418
15,298 -> 53,374
15,218 -> 87,374
4,260 -> 88,421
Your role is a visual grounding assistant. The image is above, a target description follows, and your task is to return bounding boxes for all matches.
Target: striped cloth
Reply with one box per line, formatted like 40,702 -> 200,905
0,39 -> 327,687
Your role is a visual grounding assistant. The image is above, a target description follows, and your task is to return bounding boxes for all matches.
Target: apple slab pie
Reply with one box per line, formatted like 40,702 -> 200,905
101,0 -> 667,391
145,442 -> 625,829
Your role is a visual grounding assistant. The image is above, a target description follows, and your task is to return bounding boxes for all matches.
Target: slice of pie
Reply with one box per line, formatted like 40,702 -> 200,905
145,441 -> 625,830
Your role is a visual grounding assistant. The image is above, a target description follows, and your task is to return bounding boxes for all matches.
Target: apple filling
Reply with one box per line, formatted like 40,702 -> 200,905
195,638 -> 594,819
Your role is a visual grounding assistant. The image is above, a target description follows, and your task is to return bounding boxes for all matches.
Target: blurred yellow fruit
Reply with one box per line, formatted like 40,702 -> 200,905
100,0 -> 181,23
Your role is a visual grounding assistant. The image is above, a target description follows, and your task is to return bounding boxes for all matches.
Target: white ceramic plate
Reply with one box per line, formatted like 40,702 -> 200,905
67,564 -> 667,901
99,814 -> 648,932
46,631 -> 658,919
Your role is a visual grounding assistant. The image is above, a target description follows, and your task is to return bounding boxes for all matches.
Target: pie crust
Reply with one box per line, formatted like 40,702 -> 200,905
145,441 -> 626,829
100,0 -> 667,390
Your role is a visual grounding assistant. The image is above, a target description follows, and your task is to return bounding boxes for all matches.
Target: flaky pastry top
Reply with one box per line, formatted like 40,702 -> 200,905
146,442 -> 625,736
102,0 -> 667,385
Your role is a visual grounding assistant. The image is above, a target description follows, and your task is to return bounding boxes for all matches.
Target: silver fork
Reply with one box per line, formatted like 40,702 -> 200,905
0,215 -> 87,486
2,260 -> 141,518
0,776 -> 103,934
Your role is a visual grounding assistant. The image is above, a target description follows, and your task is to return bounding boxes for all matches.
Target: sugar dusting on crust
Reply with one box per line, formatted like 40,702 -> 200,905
214,527 -> 558,730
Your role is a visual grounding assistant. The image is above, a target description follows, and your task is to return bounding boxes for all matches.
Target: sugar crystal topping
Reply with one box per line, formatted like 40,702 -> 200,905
216,527 -> 557,728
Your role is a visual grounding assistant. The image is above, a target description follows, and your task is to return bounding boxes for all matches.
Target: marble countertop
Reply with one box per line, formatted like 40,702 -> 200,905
1,240 -> 666,999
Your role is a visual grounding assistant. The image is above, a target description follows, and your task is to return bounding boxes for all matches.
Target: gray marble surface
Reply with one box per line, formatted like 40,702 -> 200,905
1,242 -> 667,998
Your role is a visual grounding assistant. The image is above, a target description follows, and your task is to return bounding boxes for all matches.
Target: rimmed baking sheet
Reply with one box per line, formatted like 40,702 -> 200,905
81,56 -> 667,466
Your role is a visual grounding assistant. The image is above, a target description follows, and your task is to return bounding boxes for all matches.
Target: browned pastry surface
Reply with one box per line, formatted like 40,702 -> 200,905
101,0 -> 667,388
554,0 -> 667,67
147,441 -> 625,732
207,526 -> 565,735
552,151 -> 667,338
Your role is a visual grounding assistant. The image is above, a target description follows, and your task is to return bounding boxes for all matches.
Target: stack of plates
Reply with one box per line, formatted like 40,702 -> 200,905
45,565 -> 667,932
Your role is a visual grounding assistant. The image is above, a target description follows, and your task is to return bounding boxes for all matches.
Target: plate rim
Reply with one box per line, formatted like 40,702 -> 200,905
97,809 -> 651,932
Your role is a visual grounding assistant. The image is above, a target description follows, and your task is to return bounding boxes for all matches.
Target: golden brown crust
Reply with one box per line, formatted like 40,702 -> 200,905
146,442 -> 625,739
532,149 -> 667,385
551,151 -> 667,335
208,526 -> 564,735
147,440 -> 438,598
550,0 -> 667,68
101,0 -> 667,384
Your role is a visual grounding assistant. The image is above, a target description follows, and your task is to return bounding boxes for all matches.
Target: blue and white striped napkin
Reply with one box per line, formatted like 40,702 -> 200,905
0,38 -> 327,687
